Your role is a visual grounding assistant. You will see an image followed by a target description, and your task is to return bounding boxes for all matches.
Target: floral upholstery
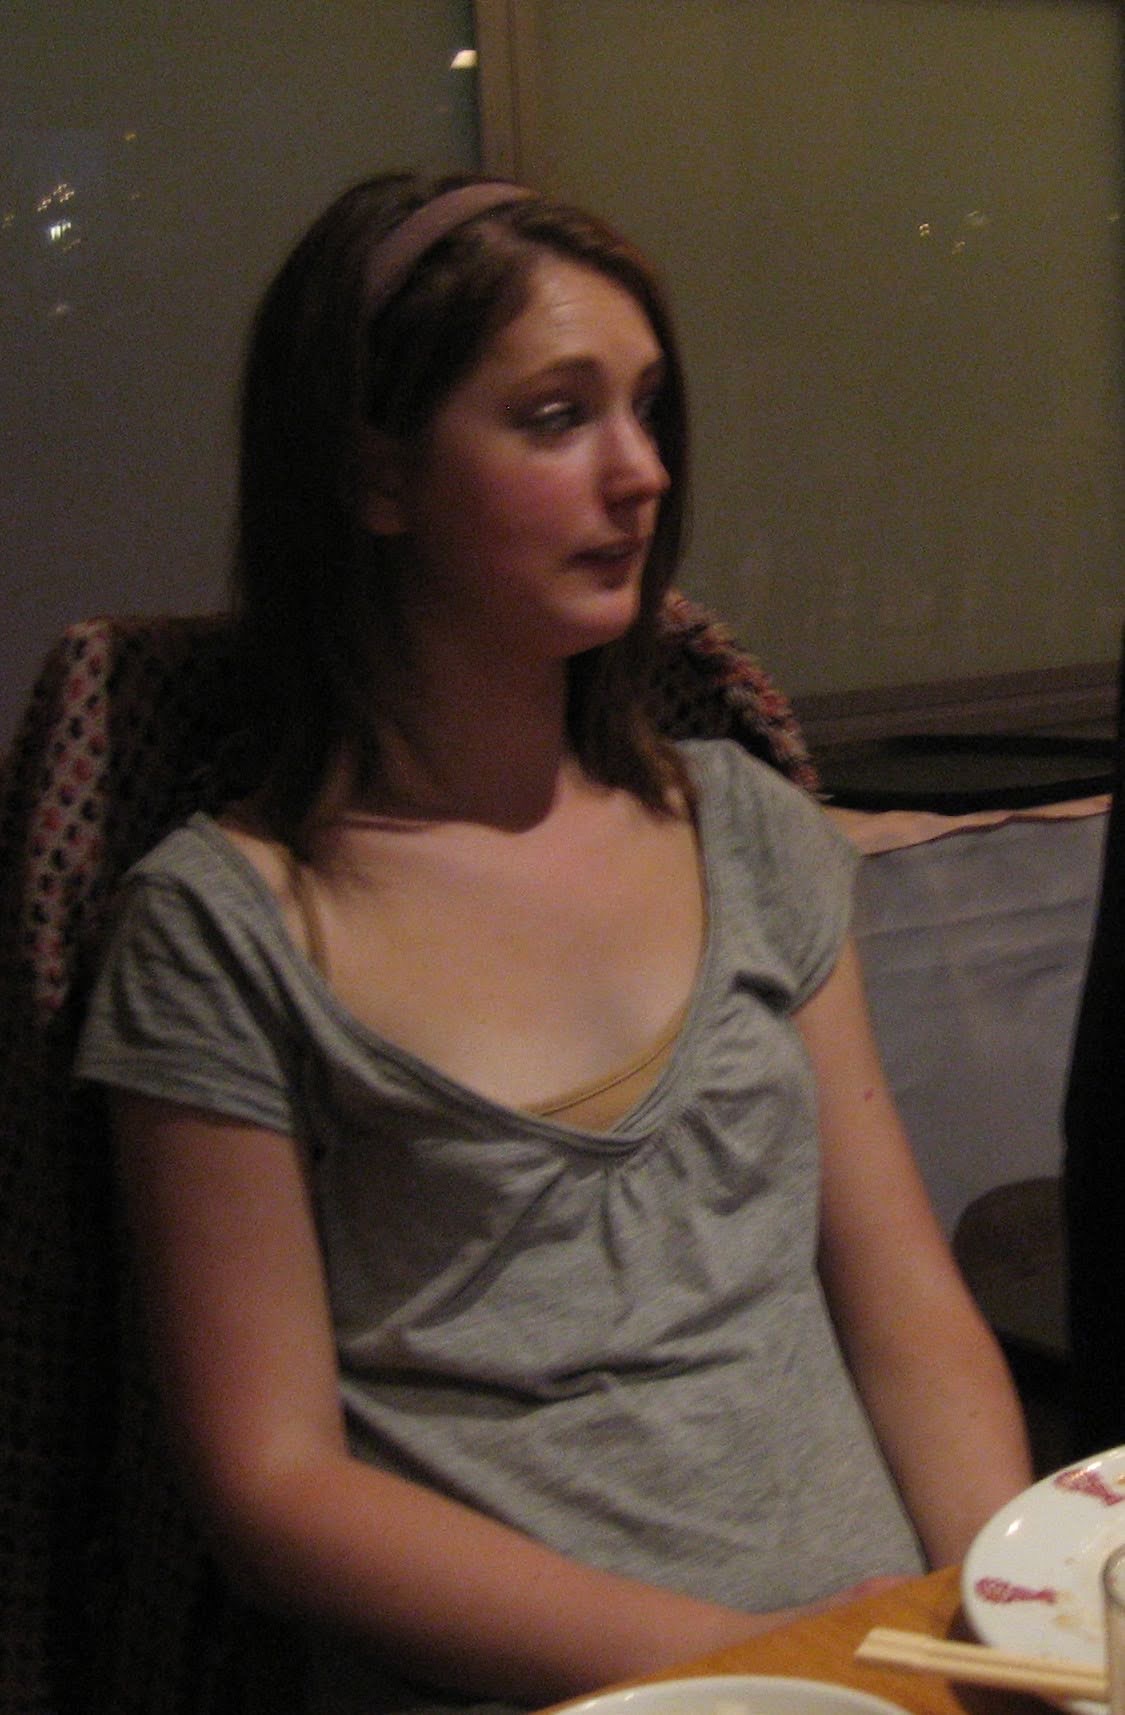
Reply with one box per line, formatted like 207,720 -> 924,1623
0,595 -> 816,1715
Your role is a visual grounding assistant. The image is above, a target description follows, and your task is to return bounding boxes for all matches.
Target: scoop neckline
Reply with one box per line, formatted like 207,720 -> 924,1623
183,749 -> 720,1146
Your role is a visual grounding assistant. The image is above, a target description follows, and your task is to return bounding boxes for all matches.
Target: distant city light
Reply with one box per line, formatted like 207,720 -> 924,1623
450,48 -> 477,70
36,183 -> 75,214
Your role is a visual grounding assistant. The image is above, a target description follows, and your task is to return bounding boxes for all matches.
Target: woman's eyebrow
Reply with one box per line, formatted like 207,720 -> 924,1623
515,353 -> 667,389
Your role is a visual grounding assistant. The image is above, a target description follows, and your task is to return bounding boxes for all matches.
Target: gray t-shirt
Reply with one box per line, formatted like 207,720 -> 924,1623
78,738 -> 924,1711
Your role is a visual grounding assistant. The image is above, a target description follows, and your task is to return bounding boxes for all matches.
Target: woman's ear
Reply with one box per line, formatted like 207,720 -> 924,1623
358,427 -> 409,536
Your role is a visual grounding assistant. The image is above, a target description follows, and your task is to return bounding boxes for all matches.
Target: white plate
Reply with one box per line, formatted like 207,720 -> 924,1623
963,1444 -> 1125,1709
557,1676 -> 912,1715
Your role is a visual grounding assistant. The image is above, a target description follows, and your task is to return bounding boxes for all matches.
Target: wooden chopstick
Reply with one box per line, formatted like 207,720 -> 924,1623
856,1627 -> 1109,1701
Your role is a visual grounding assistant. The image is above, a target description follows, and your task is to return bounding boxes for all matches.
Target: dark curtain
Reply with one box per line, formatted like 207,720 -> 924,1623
1063,632 -> 1125,1456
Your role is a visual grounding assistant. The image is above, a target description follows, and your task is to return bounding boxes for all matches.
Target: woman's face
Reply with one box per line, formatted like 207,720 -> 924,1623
367,253 -> 671,664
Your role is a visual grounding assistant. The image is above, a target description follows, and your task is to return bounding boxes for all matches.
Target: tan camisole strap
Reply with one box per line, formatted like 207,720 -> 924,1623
282,847 -> 331,978
526,1001 -> 688,1131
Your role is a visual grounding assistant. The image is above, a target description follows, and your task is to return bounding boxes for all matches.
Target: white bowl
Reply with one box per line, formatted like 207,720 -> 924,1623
558,1674 -> 913,1715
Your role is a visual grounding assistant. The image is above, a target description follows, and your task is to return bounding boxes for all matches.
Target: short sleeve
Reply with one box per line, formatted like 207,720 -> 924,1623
686,740 -> 860,1011
77,868 -> 299,1137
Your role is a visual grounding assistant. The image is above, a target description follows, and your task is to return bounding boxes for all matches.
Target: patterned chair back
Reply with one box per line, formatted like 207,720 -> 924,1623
0,595 -> 815,1714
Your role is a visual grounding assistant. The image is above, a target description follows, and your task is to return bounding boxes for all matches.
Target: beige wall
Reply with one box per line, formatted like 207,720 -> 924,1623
518,0 -> 1125,703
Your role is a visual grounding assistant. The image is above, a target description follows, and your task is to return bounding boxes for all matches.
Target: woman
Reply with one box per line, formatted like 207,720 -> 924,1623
78,173 -> 1031,1713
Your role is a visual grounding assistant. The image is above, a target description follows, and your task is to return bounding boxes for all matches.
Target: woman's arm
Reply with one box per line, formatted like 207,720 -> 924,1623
113,1091 -> 865,1704
797,939 -> 1033,1567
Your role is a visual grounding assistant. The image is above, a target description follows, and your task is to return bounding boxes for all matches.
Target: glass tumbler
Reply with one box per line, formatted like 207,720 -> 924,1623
1103,1542 -> 1125,1715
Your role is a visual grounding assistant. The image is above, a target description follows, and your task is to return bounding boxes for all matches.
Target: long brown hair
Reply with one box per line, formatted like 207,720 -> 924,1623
232,173 -> 692,847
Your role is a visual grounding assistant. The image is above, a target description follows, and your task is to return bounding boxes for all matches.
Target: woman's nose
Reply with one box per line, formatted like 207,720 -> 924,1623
601,412 -> 670,502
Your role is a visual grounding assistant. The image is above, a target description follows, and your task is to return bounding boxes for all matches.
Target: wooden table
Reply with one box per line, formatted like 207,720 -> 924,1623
554,1567 -> 1053,1715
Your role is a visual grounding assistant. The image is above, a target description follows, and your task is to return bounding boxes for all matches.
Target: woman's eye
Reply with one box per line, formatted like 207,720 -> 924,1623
635,388 -> 662,432
522,400 -> 584,437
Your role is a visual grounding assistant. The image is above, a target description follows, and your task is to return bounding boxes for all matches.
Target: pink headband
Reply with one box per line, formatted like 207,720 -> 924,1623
363,181 -> 535,317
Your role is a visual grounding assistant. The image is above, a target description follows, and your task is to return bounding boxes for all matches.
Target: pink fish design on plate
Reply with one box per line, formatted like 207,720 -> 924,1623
972,1576 -> 1058,1605
1054,1465 -> 1125,1507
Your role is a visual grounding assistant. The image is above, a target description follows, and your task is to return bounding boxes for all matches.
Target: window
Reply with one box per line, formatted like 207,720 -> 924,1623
1,0 -> 480,744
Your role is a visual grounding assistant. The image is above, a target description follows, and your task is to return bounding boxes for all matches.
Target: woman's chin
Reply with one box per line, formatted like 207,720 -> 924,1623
558,579 -> 643,652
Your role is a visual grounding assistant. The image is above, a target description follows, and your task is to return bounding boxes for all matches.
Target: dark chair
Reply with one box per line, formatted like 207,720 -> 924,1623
1063,632 -> 1125,1459
0,595 -> 817,1715
952,1175 -> 1072,1474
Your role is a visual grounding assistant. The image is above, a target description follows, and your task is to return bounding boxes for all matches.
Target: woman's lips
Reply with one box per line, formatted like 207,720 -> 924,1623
574,536 -> 646,565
